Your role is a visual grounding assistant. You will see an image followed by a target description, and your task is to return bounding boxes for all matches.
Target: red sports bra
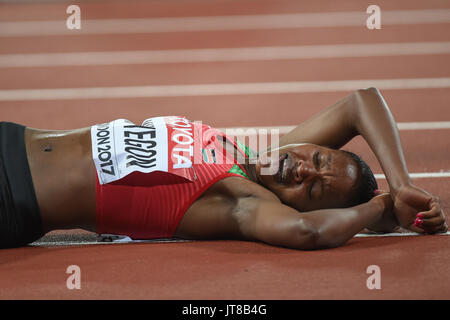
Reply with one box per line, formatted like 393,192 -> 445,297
91,116 -> 249,239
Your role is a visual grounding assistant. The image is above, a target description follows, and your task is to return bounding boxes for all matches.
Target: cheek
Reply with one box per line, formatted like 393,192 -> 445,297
327,188 -> 353,208
276,188 -> 305,209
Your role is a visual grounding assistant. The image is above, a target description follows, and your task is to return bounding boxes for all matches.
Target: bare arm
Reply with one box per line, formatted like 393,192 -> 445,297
279,87 -> 410,193
234,194 -> 392,250
352,88 -> 411,192
279,88 -> 447,233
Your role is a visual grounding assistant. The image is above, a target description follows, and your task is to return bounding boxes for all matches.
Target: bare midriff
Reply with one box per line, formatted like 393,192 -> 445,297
24,127 -> 97,233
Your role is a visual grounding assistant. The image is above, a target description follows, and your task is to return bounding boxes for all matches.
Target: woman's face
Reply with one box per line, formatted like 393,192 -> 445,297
256,143 -> 360,211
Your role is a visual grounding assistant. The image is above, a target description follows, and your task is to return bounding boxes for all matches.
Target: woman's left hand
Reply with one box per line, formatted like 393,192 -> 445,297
392,184 -> 448,234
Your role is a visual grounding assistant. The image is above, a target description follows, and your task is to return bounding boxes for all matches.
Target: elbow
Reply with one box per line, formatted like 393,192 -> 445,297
355,87 -> 381,97
295,228 -> 319,250
339,87 -> 384,135
353,87 -> 383,104
352,86 -> 391,123
293,221 -> 348,250
292,220 -> 325,250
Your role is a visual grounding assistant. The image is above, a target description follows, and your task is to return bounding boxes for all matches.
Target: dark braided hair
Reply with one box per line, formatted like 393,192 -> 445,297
341,150 -> 378,206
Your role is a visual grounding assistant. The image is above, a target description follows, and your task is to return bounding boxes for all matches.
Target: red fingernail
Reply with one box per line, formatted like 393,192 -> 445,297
415,219 -> 423,227
417,214 -> 424,219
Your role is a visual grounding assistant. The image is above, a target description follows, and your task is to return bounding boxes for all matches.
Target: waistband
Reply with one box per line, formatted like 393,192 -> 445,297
0,122 -> 43,246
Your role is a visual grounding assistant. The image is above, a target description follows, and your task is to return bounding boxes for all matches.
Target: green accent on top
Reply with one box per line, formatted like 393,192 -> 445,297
227,139 -> 256,179
228,163 -> 248,179
235,139 -> 256,158
201,148 -> 208,162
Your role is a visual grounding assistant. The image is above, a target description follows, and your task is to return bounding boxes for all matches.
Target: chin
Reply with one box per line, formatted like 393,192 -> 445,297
256,156 -> 280,177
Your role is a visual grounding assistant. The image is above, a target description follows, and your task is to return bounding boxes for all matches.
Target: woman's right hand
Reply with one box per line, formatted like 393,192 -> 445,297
392,184 -> 447,234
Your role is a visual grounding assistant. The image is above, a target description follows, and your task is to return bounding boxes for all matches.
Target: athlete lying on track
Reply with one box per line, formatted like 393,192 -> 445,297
0,87 -> 447,249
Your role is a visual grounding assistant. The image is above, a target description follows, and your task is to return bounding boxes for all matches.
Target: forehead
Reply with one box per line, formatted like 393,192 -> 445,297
324,151 -> 360,202
331,149 -> 358,175
310,148 -> 360,202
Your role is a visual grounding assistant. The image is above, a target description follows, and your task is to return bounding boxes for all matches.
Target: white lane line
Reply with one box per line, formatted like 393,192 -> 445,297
29,241 -> 108,246
30,231 -> 450,246
355,231 -> 450,237
2,42 -> 450,67
1,77 -> 450,101
375,172 -> 450,179
30,239 -> 192,246
397,122 -> 450,130
220,122 -> 450,135
2,9 -> 450,37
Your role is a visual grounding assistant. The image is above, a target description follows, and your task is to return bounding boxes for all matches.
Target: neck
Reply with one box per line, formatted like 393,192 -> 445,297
221,136 -> 261,184
241,160 -> 260,185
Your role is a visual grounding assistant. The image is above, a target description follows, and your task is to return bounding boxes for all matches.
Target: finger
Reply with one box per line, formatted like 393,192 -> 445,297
416,203 -> 442,219
423,222 -> 448,234
437,223 -> 448,233
407,224 -> 425,234
418,216 -> 445,230
429,198 -> 443,211
434,224 -> 448,234
419,213 -> 447,233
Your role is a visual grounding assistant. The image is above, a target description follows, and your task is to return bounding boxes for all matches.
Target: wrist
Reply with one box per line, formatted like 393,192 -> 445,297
390,179 -> 413,197
370,193 -> 393,216
370,198 -> 385,217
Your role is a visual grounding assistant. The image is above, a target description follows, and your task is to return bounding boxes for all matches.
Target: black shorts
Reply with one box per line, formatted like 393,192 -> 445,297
0,122 -> 43,248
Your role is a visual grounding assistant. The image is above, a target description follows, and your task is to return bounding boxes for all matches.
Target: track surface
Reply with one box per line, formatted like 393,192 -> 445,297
0,0 -> 449,300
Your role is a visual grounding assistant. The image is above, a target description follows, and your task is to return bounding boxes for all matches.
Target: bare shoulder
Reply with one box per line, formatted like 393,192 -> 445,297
175,177 -> 311,249
215,176 -> 280,201
173,176 -> 280,240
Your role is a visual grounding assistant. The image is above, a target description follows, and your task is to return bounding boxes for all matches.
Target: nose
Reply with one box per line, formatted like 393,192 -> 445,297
294,161 -> 318,183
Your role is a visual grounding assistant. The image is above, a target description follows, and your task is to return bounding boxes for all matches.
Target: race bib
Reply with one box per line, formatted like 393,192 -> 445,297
91,116 -> 200,185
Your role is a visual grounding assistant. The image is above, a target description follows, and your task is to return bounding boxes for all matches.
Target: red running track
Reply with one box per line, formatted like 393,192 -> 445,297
0,0 -> 449,300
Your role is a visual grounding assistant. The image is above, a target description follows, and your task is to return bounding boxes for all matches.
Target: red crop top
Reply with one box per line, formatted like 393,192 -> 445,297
91,116 -> 249,239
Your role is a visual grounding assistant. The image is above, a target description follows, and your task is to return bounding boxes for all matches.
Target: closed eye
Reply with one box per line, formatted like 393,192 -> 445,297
313,151 -> 320,170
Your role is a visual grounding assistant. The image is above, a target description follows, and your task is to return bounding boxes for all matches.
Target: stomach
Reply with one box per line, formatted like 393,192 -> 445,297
24,126 -> 97,232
